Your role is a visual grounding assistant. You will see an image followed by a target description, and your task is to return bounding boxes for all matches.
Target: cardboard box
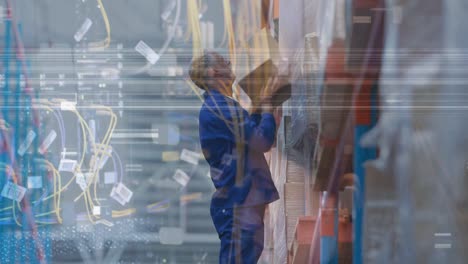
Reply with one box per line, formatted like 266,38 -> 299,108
236,29 -> 291,109
320,84 -> 353,141
314,43 -> 353,189
312,146 -> 336,191
290,216 -> 320,264
272,202 -> 288,264
238,60 -> 291,108
284,183 -> 320,248
346,2 -> 385,74
338,217 -> 353,264
284,183 -> 305,249
286,148 -> 306,183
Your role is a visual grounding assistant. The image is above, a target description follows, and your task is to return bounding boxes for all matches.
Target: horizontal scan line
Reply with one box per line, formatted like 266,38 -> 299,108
112,133 -> 155,139
434,233 -> 452,237
109,141 -> 153,145
434,244 -> 452,249
125,164 -> 142,167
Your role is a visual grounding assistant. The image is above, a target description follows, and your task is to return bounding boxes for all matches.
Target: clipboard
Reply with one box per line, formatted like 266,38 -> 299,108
236,29 -> 291,108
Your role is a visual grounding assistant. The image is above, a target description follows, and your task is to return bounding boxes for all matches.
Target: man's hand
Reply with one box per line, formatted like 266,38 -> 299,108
259,76 -> 280,113
261,99 -> 274,113
249,76 -> 276,114
249,73 -> 286,114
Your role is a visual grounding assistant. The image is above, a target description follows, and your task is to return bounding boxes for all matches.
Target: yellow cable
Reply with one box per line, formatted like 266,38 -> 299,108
53,161 -> 57,221
39,163 -> 77,203
39,101 -> 88,168
92,146 -> 113,205
72,110 -> 93,167
186,0 -> 202,56
30,161 -> 63,221
235,0 -> 248,44
147,200 -> 169,209
0,103 -> 117,225
0,161 -> 59,221
88,105 -> 116,206
55,165 -> 63,223
69,107 -> 101,222
6,106 -> 64,223
35,221 -> 57,225
35,209 -> 61,218
73,106 -> 116,206
111,208 -> 136,218
0,164 -> 21,226
12,201 -> 21,227
89,0 -> 111,50
222,0 -> 236,67
0,135 -> 59,225
91,107 -> 116,205
78,115 -> 88,167
40,101 -> 118,224
83,190 -> 96,223
0,206 -> 12,212
72,110 -> 97,195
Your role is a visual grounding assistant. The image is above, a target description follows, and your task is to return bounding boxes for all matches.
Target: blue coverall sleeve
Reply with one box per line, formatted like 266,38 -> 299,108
245,113 -> 276,152
203,103 -> 276,153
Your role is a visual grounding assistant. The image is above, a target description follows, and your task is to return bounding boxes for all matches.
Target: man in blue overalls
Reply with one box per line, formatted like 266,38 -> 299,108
190,51 -> 280,263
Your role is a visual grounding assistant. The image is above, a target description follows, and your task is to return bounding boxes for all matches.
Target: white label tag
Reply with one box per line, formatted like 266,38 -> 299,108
90,146 -> 112,171
98,153 -> 111,169
39,130 -> 57,154
60,101 -> 76,111
92,206 -> 101,216
104,171 -> 116,184
180,149 -> 200,165
1,182 -> 27,202
75,173 -> 87,191
89,120 -> 96,141
110,186 -> 126,206
115,182 -> 133,203
353,16 -> 371,24
173,169 -> 190,187
89,156 -> 98,171
59,159 -> 77,172
18,130 -> 36,156
76,173 -> 94,190
61,148 -> 78,159
85,173 -> 94,184
27,176 -> 43,189
135,40 -> 160,64
110,183 -> 132,206
74,18 -> 93,42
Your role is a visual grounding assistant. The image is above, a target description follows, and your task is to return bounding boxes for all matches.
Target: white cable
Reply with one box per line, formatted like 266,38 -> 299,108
268,0 -> 275,37
126,0 -> 181,76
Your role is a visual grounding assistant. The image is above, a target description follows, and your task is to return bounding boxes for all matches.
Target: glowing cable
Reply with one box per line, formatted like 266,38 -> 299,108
89,0 -> 111,50
127,0 -> 181,76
